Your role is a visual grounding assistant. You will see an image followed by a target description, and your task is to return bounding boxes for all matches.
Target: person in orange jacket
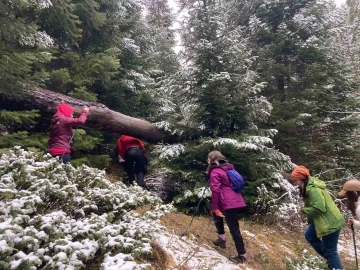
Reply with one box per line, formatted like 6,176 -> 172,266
113,135 -> 148,187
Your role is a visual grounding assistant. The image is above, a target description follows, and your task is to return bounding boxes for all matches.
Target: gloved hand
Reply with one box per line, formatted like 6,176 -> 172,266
214,209 -> 225,217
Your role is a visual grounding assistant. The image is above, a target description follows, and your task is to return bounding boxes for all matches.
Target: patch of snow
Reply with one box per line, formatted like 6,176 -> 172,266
155,232 -> 251,269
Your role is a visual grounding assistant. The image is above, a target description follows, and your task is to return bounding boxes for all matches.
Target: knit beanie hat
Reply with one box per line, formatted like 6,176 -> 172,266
291,166 -> 311,182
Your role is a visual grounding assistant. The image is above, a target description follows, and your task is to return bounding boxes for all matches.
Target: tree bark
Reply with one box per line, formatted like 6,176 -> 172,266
18,85 -> 177,143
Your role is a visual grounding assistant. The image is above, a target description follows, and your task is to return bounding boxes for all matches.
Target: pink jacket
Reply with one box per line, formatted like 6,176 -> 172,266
48,110 -> 88,154
209,163 -> 246,212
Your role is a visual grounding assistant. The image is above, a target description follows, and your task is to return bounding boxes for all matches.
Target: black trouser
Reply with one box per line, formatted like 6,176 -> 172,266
123,147 -> 146,186
213,207 -> 246,255
53,153 -> 71,164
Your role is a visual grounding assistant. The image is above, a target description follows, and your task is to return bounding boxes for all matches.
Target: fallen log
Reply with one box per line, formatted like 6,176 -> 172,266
13,85 -> 178,143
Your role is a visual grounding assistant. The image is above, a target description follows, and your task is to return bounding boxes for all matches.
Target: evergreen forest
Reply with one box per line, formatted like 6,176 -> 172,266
1,0 -> 360,224
2,0 -> 360,269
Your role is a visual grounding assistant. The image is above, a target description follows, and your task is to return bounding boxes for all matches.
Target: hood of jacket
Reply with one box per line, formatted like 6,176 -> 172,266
57,103 -> 73,117
209,160 -> 234,174
307,177 -> 326,190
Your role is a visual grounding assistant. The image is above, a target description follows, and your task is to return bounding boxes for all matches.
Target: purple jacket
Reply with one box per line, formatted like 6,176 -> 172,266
48,111 -> 88,153
209,163 -> 246,212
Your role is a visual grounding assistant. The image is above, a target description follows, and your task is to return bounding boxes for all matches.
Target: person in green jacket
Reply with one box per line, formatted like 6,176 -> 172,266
291,165 -> 345,270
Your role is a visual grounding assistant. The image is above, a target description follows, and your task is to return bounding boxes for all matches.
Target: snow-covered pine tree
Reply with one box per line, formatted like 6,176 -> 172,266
0,0 -> 53,95
39,0 -> 120,102
147,0 -> 297,212
140,0 -> 184,126
145,0 -> 180,75
249,0 -> 360,176
0,0 -> 54,157
323,0 -> 360,175
0,147 -> 174,269
0,0 -> 165,168
329,0 -> 360,83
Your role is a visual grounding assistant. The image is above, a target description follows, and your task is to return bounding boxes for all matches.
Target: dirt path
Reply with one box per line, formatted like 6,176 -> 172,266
158,212 -> 358,270
159,213 -> 299,270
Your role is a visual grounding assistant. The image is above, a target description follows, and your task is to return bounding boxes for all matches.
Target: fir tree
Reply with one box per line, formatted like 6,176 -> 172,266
327,0 -> 360,174
0,0 -> 160,168
178,0 -> 263,136
141,0 -> 184,129
148,0 -> 295,211
249,0 -> 360,174
329,0 -> 360,84
0,0 -> 53,94
145,0 -> 180,75
38,0 -> 121,101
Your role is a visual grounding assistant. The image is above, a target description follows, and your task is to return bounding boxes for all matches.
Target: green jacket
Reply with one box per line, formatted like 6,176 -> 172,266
302,177 -> 345,238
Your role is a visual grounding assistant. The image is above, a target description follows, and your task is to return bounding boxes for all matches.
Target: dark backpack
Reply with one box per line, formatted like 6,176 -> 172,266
226,169 -> 245,192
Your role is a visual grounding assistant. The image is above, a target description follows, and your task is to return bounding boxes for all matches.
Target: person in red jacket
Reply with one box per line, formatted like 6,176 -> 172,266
207,150 -> 247,264
113,135 -> 147,187
48,103 -> 89,163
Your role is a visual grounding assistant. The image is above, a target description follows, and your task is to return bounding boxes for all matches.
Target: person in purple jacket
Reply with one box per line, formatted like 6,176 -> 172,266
48,103 -> 89,163
207,150 -> 247,264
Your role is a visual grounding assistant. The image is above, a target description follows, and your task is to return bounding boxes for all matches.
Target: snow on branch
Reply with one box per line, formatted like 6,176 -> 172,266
30,0 -> 52,8
153,143 -> 186,160
153,121 -> 183,136
19,31 -> 54,48
203,136 -> 273,151
262,149 -> 297,172
0,147 -> 175,269
122,38 -> 141,54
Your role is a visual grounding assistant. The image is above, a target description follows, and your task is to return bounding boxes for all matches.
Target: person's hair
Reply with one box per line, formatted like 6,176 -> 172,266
346,191 -> 360,216
300,179 -> 309,198
206,150 -> 226,174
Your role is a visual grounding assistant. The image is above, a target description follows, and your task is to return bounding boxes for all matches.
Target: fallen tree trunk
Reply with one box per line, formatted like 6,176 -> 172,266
16,85 -> 177,143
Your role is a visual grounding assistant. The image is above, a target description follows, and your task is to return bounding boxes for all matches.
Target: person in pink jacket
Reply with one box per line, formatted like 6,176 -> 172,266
48,103 -> 89,163
207,150 -> 247,264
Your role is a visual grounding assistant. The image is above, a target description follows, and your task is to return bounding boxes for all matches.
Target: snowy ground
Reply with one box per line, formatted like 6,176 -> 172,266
0,148 -> 254,270
338,231 -> 360,268
1,148 -> 359,270
154,221 -> 360,270
155,232 -> 252,270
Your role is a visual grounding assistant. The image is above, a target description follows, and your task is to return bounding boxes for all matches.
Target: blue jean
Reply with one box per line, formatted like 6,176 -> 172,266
304,223 -> 342,270
53,153 -> 70,164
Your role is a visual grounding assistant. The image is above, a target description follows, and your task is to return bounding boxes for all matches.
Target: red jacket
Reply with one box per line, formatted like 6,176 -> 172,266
116,135 -> 145,159
209,163 -> 246,212
48,104 -> 88,155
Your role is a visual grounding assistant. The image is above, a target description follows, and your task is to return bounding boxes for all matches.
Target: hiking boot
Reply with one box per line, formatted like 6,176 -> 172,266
136,172 -> 145,186
229,254 -> 247,264
124,180 -> 133,186
212,237 -> 226,249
